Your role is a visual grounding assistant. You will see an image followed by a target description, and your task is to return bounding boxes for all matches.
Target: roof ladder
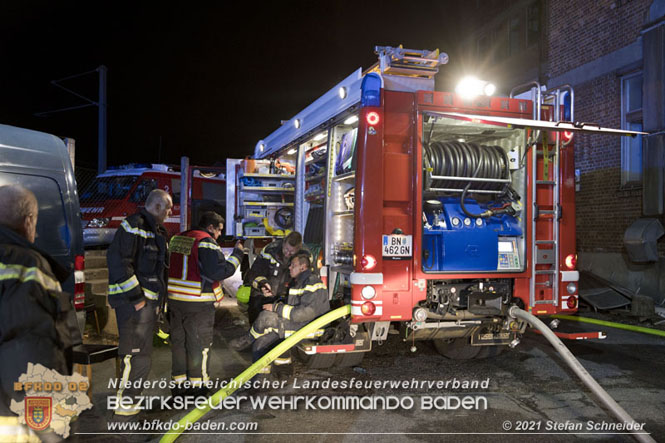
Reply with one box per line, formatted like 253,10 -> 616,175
370,45 -> 448,78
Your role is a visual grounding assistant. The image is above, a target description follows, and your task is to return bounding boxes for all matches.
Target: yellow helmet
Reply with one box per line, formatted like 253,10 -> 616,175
236,285 -> 251,304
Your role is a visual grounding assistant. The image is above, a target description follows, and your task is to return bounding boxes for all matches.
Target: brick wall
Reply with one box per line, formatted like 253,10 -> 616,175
548,0 -> 652,252
548,0 -> 651,78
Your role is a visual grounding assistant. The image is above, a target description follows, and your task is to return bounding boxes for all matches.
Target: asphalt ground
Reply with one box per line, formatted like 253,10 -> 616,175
72,300 -> 665,443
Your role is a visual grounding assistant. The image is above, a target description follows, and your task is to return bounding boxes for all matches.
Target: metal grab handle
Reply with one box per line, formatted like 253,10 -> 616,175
510,81 -> 542,120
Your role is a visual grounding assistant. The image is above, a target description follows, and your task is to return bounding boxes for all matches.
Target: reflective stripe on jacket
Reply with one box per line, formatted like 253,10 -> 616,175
107,210 -> 168,308
167,230 -> 242,302
243,239 -> 312,297
0,224 -> 71,418
273,270 -> 329,324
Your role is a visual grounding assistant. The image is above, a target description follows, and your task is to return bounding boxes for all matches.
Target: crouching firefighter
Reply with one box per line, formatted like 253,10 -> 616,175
231,251 -> 329,378
242,231 -> 310,324
167,211 -> 244,397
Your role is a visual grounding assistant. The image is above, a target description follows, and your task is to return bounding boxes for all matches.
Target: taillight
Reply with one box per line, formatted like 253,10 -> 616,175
360,254 -> 377,271
74,254 -> 85,311
567,296 -> 577,309
361,301 -> 376,316
564,254 -> 577,270
75,255 -> 84,270
366,111 -> 380,126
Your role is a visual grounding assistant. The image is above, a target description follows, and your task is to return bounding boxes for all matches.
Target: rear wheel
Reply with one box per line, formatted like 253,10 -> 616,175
433,337 -> 482,360
433,337 -> 507,360
475,345 -> 506,359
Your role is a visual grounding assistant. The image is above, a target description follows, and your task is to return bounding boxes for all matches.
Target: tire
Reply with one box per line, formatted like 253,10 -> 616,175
474,345 -> 506,359
433,338 -> 507,360
433,337 -> 482,360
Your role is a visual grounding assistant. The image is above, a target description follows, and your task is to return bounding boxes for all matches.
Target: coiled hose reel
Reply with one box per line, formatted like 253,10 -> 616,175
424,141 -> 519,218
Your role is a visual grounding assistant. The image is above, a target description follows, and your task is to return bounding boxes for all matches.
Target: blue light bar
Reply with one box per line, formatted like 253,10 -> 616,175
361,73 -> 382,107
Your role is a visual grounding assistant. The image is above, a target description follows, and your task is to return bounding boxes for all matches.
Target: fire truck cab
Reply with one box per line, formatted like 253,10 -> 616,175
227,46 -> 643,364
81,164 -> 226,246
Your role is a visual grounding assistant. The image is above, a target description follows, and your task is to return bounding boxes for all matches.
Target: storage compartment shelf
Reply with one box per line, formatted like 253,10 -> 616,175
240,172 -> 295,179
306,157 -> 327,166
243,202 -> 294,207
305,191 -> 325,200
306,174 -> 326,183
239,186 -> 294,193
333,171 -> 356,181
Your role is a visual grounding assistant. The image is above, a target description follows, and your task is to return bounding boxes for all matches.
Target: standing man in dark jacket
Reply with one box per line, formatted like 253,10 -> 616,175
243,232 -> 310,324
167,211 -> 244,397
231,251 -> 329,377
0,184 -> 72,441
107,189 -> 172,419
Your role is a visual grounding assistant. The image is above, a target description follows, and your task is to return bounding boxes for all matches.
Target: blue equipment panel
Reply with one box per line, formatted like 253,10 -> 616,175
423,198 -> 522,272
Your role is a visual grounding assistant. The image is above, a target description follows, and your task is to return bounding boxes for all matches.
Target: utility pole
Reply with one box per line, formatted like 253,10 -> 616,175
98,66 -> 108,174
35,65 -> 109,174
180,156 -> 189,231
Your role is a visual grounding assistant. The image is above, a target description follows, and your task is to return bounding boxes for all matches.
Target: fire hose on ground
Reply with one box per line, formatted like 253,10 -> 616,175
160,304 -> 655,442
160,304 -> 352,443
510,306 -> 656,443
552,314 -> 665,338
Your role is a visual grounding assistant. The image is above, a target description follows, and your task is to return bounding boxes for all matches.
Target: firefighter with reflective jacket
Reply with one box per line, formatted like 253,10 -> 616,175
231,251 -> 329,376
167,211 -> 244,397
107,189 -> 172,419
243,231 -> 310,324
0,185 -> 73,442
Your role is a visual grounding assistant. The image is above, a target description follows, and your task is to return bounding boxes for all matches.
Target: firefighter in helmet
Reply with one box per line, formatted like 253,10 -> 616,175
230,250 -> 329,377
242,231 -> 311,324
167,211 -> 243,397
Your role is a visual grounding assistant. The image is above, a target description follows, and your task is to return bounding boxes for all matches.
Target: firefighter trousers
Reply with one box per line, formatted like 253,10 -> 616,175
169,299 -> 215,387
248,290 -> 278,325
250,311 -> 298,371
114,300 -> 158,416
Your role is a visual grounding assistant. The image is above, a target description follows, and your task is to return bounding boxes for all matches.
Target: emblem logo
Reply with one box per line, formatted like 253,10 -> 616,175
25,397 -> 52,431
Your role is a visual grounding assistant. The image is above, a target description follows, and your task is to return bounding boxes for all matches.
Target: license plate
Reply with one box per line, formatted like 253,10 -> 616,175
471,331 -> 513,346
382,234 -> 412,260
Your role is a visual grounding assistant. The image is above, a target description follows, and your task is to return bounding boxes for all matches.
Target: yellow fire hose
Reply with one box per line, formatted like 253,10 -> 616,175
160,304 -> 351,442
552,314 -> 665,338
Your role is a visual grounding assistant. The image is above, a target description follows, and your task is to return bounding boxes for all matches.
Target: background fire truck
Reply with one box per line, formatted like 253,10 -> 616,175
226,46 -> 643,366
80,163 -> 226,246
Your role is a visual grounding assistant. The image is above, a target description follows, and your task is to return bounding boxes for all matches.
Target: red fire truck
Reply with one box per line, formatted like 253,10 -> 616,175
227,46 -> 643,365
81,164 -> 226,246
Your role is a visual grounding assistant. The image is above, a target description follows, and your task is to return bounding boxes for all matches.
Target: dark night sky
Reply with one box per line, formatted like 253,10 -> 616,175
0,1 -> 465,170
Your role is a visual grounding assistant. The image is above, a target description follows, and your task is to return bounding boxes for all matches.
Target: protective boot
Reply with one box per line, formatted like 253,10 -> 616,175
273,363 -> 294,380
229,334 -> 254,351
